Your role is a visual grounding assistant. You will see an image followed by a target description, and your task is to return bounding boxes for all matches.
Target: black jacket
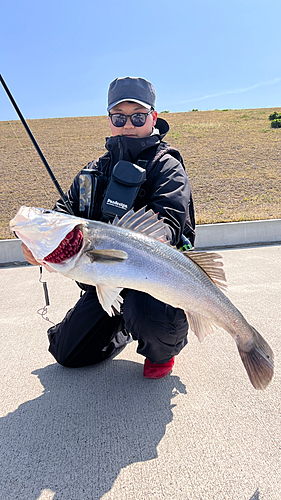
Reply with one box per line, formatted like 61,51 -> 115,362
54,117 -> 195,246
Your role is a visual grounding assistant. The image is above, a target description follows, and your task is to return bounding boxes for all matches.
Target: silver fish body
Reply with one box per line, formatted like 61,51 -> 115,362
10,206 -> 274,390
65,223 -> 249,335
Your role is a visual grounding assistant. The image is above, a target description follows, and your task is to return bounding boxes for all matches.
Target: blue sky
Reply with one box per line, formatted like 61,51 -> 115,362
1,0 -> 281,120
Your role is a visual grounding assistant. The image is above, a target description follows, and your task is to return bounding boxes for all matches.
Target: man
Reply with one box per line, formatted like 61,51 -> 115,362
22,76 -> 195,378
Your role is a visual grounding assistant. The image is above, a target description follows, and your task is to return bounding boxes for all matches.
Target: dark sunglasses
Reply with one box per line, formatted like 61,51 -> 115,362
109,109 -> 153,127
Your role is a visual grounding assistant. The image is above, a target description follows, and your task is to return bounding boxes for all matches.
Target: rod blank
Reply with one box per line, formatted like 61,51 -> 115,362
0,74 -> 74,215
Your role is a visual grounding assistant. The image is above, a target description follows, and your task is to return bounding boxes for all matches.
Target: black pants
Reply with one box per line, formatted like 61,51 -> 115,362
48,288 -> 188,368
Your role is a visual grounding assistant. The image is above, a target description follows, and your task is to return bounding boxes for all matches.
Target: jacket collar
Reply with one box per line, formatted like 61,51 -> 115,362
105,117 -> 169,165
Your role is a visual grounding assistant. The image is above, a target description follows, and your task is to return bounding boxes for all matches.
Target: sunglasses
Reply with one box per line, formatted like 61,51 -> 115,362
109,109 -> 153,127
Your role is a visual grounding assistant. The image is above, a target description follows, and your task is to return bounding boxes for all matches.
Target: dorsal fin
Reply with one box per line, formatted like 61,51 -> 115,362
185,251 -> 227,291
110,207 -> 169,242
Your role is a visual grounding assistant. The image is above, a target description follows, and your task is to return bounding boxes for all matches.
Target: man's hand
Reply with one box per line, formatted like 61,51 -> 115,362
21,243 -> 40,266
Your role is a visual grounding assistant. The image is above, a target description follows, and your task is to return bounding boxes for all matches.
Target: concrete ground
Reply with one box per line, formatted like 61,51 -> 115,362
0,244 -> 280,500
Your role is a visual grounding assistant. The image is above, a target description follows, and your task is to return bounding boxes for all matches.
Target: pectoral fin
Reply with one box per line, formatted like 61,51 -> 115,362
86,249 -> 128,263
96,284 -> 124,316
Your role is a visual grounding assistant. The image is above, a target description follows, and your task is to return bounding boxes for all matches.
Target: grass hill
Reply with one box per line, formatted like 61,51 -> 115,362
0,107 -> 280,239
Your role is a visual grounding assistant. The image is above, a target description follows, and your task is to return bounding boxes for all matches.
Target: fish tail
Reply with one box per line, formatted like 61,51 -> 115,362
237,326 -> 274,390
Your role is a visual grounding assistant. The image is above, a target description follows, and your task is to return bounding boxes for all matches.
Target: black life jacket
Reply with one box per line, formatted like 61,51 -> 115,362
78,142 -> 195,244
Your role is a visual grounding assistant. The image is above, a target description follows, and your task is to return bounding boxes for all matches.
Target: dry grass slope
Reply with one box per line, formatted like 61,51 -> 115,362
0,107 -> 280,239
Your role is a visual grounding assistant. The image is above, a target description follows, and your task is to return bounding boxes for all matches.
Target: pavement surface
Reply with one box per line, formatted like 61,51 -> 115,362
0,244 -> 280,500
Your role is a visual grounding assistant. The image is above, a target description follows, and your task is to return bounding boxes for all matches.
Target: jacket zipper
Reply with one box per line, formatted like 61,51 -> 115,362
118,136 -> 123,161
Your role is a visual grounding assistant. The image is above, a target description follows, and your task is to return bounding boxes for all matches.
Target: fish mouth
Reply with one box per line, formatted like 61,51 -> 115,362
44,225 -> 84,263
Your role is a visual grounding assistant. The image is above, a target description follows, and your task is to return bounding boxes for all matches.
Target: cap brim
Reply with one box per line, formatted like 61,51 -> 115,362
107,99 -> 151,112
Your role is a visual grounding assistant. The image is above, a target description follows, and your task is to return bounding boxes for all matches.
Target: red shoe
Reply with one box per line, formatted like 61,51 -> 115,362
143,357 -> 175,379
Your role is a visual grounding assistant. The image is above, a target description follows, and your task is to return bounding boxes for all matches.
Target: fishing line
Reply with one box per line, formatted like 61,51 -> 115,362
37,266 -> 55,325
8,120 -> 54,316
1,75 -> 75,328
0,74 -> 74,323
0,74 -> 74,215
8,120 -> 53,207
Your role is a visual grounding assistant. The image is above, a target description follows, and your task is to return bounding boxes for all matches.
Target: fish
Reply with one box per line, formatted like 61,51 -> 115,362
10,205 -> 274,390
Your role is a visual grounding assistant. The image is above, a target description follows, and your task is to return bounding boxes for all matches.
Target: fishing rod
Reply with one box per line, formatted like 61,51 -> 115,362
0,74 -> 74,215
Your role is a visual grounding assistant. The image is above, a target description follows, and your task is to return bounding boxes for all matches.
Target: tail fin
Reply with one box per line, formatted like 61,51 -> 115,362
237,327 -> 274,390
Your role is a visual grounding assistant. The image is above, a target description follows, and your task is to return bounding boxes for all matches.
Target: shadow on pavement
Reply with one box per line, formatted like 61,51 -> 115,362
1,359 -> 186,500
249,489 -> 260,500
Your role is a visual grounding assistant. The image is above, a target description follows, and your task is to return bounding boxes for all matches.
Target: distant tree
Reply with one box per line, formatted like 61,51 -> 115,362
269,111 -> 281,121
271,119 -> 281,128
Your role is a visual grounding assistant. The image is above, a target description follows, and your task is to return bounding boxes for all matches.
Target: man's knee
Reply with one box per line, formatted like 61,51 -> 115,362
47,320 -> 73,367
47,292 -> 124,368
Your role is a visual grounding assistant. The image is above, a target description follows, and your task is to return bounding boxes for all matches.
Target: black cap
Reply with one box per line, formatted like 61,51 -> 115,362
107,77 -> 156,112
